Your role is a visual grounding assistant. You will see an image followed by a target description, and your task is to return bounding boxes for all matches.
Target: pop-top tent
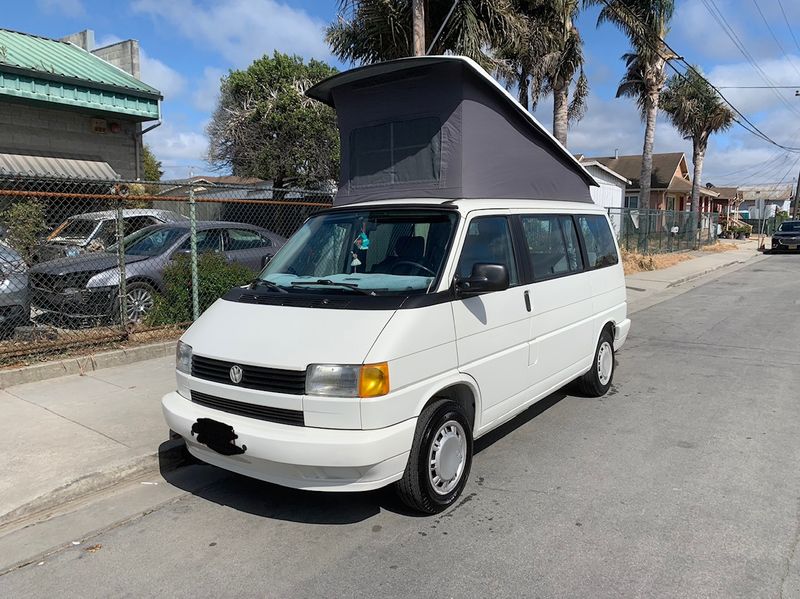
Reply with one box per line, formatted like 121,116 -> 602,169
307,55 -> 597,206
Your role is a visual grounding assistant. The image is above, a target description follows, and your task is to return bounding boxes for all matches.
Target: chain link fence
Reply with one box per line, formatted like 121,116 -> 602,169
0,175 -> 333,365
607,207 -> 719,254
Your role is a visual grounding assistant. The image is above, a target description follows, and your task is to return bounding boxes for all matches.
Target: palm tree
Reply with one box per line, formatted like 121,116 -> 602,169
504,0 -> 588,146
660,69 -> 734,234
327,0 -> 521,72
588,0 -> 676,209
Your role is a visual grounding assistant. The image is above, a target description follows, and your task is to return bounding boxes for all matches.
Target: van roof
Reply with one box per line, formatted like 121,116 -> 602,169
324,197 -> 607,215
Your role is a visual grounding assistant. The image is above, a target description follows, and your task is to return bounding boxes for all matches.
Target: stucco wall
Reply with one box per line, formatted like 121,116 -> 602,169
0,100 -> 140,179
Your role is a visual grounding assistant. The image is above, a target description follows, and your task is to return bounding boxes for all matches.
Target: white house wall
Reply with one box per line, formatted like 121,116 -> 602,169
584,164 -> 625,233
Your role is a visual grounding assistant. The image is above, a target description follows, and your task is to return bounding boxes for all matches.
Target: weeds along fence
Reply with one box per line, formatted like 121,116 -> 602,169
606,207 -> 719,254
0,175 -> 333,365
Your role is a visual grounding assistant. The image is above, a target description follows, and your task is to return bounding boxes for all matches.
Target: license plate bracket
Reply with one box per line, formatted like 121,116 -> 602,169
789,245 -> 797,250
191,418 -> 247,455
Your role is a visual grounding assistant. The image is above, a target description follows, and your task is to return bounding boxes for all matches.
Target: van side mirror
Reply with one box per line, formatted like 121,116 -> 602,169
455,263 -> 509,295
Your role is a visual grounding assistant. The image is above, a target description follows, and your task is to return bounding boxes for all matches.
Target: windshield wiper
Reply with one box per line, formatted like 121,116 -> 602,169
289,279 -> 380,296
250,279 -> 289,294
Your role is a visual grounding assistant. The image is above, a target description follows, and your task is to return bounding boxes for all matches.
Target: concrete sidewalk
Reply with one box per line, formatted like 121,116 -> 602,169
0,241 -> 765,529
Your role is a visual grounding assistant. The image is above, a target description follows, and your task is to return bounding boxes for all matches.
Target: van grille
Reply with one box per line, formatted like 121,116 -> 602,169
190,390 -> 304,426
191,355 -> 306,395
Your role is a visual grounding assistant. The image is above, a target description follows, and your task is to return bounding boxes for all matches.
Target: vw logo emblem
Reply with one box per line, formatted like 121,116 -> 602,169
229,364 -> 243,384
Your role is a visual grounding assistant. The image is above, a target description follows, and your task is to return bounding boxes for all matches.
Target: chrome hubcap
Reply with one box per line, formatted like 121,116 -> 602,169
428,420 -> 467,495
126,288 -> 154,322
597,341 -> 613,385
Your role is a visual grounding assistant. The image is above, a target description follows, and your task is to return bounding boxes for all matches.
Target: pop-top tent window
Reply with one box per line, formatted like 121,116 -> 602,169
307,56 -> 597,206
351,116 -> 441,188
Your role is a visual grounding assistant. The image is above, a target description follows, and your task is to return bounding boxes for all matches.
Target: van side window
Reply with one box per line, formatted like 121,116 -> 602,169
577,215 -> 619,269
456,216 -> 518,285
520,215 -> 583,280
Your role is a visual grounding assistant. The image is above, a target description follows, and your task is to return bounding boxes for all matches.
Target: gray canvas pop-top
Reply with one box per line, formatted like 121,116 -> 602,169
306,56 -> 597,206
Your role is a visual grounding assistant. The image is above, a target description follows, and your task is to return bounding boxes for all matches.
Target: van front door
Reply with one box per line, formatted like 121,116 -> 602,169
451,215 -> 530,429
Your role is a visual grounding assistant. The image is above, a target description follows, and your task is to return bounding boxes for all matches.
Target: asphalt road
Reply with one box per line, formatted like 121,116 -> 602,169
3,255 -> 800,598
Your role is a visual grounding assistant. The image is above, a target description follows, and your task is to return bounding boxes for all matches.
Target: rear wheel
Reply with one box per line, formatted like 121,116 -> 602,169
395,399 -> 473,514
577,330 -> 615,397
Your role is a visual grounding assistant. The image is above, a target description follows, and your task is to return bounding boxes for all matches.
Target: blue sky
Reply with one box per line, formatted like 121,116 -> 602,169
6,0 -> 800,185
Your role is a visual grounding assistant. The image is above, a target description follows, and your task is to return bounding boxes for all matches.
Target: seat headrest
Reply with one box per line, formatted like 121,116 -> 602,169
395,235 -> 424,260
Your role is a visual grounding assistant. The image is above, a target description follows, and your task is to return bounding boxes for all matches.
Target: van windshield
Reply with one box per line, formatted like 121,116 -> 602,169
261,209 -> 458,294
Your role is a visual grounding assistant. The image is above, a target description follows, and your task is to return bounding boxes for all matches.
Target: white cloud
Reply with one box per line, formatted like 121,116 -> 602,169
192,67 -> 225,112
706,57 -> 800,114
131,0 -> 331,66
145,122 -> 209,180
139,49 -> 187,100
37,0 -> 85,18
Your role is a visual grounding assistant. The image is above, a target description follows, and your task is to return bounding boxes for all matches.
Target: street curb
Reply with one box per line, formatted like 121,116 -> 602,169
0,339 -> 177,389
665,258 -> 747,288
0,438 -> 187,531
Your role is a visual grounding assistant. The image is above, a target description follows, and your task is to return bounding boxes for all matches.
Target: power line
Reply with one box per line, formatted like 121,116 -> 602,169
750,0 -> 800,80
716,85 -> 800,89
700,0 -> 800,120
776,0 -> 800,56
595,0 -> 800,152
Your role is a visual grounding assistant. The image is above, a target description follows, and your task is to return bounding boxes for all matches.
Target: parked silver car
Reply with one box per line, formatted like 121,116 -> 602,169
0,241 -> 30,337
33,208 -> 187,263
30,221 -> 285,324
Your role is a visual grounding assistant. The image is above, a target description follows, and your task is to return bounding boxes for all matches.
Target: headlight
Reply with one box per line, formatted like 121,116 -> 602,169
65,246 -> 82,257
306,362 -> 390,398
176,341 -> 193,374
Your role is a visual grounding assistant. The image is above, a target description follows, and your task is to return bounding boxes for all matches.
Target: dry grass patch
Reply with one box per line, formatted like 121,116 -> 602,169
700,241 -> 739,252
621,249 -> 694,275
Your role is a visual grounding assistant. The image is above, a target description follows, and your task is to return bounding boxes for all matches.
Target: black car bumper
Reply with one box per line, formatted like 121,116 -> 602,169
772,238 -> 800,251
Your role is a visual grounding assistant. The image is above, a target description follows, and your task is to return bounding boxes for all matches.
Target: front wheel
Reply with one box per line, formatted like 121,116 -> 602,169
577,330 -> 615,397
395,399 -> 473,514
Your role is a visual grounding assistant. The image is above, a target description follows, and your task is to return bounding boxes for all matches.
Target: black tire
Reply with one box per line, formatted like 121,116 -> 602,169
577,330 -> 615,397
395,399 -> 473,514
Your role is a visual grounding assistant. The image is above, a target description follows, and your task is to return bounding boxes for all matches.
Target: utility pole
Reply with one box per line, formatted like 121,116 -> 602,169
794,174 -> 800,219
412,0 -> 425,56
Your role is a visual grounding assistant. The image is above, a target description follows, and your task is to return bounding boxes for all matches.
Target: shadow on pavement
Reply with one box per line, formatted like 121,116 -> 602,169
158,388 -> 572,524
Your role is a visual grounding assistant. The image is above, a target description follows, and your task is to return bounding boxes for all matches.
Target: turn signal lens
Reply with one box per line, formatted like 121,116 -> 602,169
359,362 -> 390,398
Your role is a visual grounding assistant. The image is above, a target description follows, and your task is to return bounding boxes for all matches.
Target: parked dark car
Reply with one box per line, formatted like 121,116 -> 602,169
771,220 -> 800,252
0,240 -> 30,337
32,209 -> 187,264
29,222 -> 285,324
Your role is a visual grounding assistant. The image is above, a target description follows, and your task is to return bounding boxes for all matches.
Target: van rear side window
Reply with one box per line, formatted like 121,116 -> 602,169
577,215 -> 619,269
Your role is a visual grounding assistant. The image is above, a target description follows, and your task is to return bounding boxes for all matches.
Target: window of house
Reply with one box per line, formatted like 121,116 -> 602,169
577,215 -> 619,269
520,215 -> 583,280
624,195 -> 639,209
456,216 -> 518,286
666,196 -> 676,211
350,117 -> 441,188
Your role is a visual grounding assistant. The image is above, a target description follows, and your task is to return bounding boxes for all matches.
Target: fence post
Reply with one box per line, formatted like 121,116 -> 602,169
116,198 -> 128,331
189,187 -> 200,321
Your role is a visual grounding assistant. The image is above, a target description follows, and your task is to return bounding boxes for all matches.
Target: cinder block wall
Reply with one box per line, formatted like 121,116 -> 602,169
0,100 -> 140,179
93,40 -> 140,79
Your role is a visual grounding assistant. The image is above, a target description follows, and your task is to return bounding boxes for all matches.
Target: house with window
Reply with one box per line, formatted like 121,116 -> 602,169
738,183 -> 793,219
0,28 -> 161,181
575,156 -> 630,233
587,152 -> 720,212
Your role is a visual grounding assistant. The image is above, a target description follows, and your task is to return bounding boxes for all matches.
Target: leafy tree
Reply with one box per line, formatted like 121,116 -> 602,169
2,199 -> 47,264
206,52 -> 340,189
588,0 -> 676,209
661,69 -> 734,229
327,0 -> 521,72
142,144 -> 163,181
502,0 -> 587,145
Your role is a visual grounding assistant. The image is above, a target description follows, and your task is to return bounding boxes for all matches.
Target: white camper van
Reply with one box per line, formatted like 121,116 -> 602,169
162,57 -> 631,513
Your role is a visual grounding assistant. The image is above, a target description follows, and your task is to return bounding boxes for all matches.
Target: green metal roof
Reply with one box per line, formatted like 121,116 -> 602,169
0,29 -> 161,121
0,29 -> 160,96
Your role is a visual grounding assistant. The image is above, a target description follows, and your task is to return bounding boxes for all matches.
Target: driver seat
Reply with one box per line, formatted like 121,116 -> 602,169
373,235 -> 425,273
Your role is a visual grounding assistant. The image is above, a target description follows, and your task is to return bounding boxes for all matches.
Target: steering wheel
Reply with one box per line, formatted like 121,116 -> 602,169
390,260 -> 436,277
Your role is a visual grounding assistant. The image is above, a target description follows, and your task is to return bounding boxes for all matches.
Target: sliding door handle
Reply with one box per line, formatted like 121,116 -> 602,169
523,290 -> 531,312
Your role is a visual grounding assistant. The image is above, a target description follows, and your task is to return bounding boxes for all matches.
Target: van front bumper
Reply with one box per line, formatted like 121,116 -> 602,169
162,391 -> 416,492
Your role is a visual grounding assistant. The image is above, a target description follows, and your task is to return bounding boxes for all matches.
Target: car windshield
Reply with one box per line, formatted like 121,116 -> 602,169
778,222 -> 800,232
261,209 -> 458,294
107,227 -> 185,257
52,218 -> 99,241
